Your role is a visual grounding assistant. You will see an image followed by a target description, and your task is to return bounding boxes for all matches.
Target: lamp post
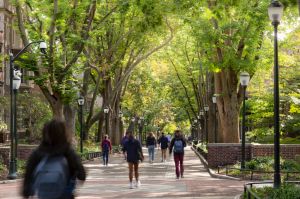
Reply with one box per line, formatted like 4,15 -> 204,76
204,105 -> 209,143
78,96 -> 85,153
240,72 -> 250,169
268,0 -> 283,188
199,110 -> 204,143
104,107 -> 109,137
194,119 -> 198,140
12,70 -> 21,173
8,41 -> 46,180
212,95 -> 217,143
143,122 -> 148,143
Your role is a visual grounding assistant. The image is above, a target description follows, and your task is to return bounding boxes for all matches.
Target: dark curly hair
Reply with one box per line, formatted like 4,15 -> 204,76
42,119 -> 71,147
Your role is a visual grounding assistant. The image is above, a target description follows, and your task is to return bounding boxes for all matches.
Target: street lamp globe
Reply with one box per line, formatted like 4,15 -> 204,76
77,96 -> 85,106
268,0 -> 284,23
104,107 -> 109,113
204,105 -> 209,112
39,41 -> 47,54
240,72 -> 250,86
12,70 -> 21,90
212,95 -> 217,104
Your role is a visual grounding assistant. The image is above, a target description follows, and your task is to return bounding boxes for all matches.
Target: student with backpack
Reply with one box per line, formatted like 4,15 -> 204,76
169,129 -> 187,179
101,135 -> 112,166
158,132 -> 170,162
122,130 -> 144,189
22,119 -> 86,199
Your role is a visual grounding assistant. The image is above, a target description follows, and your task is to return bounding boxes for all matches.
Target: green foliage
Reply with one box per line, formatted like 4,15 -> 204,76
281,159 -> 300,172
281,136 -> 300,144
17,93 -> 52,142
17,159 -> 26,177
196,143 -> 207,153
247,128 -> 274,143
245,156 -> 274,171
253,184 -> 300,199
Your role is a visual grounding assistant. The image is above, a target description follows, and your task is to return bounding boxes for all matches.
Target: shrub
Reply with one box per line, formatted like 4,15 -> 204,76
253,184 -> 300,199
281,159 -> 300,172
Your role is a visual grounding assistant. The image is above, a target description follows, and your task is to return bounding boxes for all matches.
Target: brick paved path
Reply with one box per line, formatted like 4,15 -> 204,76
0,146 -> 244,199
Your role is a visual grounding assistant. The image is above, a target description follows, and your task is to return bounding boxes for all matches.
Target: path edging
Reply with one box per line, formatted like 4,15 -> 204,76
191,146 -> 241,181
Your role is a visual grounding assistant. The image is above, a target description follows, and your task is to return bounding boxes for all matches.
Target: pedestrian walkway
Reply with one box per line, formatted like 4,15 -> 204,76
0,146 -> 245,199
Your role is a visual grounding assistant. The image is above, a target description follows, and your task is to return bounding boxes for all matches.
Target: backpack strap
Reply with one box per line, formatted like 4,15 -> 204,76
34,155 -> 49,177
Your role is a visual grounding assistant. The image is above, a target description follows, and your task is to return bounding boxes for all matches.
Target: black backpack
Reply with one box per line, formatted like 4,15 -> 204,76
33,155 -> 70,199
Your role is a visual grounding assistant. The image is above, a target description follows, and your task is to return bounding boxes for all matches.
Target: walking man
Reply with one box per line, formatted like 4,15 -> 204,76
122,130 -> 144,189
158,132 -> 169,162
101,135 -> 112,166
169,130 -> 186,179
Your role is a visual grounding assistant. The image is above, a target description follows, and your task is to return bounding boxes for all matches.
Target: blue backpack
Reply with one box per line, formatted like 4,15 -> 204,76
173,140 -> 184,153
103,142 -> 110,152
33,155 -> 70,199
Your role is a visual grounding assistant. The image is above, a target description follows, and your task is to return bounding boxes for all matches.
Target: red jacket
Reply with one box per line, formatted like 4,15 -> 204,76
101,139 -> 112,151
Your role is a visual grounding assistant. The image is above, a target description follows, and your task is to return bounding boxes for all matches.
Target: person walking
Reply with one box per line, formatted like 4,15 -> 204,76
169,129 -> 186,179
101,135 -> 112,166
146,132 -> 156,163
158,132 -> 170,162
121,131 -> 129,160
122,130 -> 144,189
22,119 -> 86,199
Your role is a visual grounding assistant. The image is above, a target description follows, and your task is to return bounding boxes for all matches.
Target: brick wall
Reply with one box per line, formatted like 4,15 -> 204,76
207,143 -> 251,167
0,144 -> 37,166
206,143 -> 300,168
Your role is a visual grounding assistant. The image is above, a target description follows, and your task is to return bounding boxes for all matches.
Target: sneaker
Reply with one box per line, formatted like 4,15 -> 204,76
135,180 -> 141,188
129,182 -> 134,189
176,176 -> 180,179
181,174 -> 184,178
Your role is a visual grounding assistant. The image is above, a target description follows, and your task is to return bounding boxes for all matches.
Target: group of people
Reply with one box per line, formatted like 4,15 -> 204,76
21,118 -> 187,198
120,129 -> 187,189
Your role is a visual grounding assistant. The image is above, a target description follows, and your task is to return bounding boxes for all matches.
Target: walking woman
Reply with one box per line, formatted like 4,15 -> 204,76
122,130 -> 144,189
146,132 -> 157,163
22,119 -> 86,199
101,135 -> 112,166
169,129 -> 186,179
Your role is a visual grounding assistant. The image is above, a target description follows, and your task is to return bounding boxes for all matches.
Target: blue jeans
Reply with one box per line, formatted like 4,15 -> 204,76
148,145 -> 155,161
102,151 -> 109,165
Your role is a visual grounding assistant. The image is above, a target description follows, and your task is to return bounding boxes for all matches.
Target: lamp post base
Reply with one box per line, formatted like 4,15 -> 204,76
7,161 -> 17,179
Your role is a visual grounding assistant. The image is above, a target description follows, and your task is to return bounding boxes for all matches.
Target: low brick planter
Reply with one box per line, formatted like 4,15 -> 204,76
206,143 -> 300,168
0,145 -> 37,166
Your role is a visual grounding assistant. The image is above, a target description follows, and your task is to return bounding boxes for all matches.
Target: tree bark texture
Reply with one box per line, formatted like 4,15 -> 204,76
214,69 -> 240,143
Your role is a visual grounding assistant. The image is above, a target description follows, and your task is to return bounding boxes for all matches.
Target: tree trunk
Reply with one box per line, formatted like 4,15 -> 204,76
215,69 -> 240,143
64,104 -> 76,136
96,113 -> 105,142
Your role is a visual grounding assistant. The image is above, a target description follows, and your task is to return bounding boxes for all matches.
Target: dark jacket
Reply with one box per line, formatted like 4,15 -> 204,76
169,135 -> 187,154
146,136 -> 156,147
22,144 -> 86,198
122,138 -> 143,163
158,136 -> 169,149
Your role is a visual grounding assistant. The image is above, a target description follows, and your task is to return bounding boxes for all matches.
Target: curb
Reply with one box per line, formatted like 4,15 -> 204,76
191,146 -> 241,181
0,178 -> 23,184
